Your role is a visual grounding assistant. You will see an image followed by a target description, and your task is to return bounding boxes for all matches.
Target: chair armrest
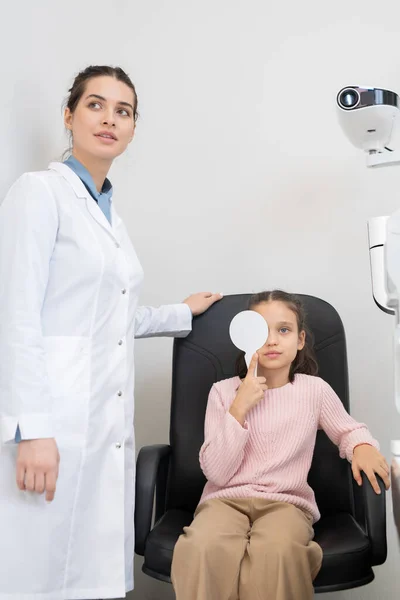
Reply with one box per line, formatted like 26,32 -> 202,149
352,468 -> 387,565
134,444 -> 171,556
391,460 -> 400,536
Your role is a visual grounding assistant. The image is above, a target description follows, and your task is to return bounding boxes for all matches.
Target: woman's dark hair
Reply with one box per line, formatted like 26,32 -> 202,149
65,65 -> 139,121
235,290 -> 319,383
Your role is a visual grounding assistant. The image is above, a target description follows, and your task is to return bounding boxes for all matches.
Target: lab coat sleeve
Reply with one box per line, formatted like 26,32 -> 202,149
134,303 -> 192,338
0,173 -> 58,443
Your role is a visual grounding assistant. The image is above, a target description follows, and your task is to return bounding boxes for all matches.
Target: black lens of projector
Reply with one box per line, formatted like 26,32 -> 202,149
340,89 -> 359,108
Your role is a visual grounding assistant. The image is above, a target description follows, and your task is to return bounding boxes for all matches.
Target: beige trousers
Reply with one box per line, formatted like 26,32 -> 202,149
171,497 -> 323,600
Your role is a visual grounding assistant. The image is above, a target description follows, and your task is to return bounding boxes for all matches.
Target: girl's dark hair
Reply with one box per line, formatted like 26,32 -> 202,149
65,65 -> 139,122
235,290 -> 319,383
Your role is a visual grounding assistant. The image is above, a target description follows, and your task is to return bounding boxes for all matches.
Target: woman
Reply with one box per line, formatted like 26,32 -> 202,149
0,65 -> 221,600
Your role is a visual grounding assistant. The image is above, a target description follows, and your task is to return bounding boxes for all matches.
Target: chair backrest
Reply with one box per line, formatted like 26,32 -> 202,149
166,293 -> 354,517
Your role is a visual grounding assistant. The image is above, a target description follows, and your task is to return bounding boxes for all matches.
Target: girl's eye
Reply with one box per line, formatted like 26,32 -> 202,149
280,327 -> 289,334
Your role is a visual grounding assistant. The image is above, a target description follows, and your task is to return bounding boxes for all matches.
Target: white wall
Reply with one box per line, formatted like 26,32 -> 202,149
1,1 -> 400,598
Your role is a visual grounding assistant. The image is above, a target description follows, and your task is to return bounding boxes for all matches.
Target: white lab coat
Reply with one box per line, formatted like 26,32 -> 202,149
0,162 -> 192,600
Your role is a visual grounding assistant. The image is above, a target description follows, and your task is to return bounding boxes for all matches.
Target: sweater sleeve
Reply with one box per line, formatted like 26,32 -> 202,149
199,383 -> 249,487
318,378 -> 379,462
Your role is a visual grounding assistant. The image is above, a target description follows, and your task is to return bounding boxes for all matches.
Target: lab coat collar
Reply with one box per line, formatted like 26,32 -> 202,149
48,162 -> 123,244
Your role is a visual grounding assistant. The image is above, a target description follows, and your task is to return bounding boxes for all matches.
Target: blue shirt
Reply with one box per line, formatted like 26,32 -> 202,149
64,155 -> 113,224
14,157 -> 113,442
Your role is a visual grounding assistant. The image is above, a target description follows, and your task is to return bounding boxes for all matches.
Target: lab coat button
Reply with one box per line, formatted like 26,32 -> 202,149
118,339 -> 123,346
117,391 -> 123,397
115,242 -> 120,248
122,289 -> 127,294
115,442 -> 122,449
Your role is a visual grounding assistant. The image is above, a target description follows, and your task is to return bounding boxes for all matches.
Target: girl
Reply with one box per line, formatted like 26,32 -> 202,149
171,290 -> 390,600
0,65 -> 221,600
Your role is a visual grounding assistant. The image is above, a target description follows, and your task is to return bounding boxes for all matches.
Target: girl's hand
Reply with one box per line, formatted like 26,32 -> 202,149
183,292 -> 223,316
230,353 -> 268,424
352,444 -> 390,494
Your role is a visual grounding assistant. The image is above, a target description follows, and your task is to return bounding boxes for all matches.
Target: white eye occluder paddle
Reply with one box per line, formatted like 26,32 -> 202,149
229,310 -> 269,375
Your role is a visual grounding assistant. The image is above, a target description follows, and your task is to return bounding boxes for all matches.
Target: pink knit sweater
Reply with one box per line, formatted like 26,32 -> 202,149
198,374 -> 379,522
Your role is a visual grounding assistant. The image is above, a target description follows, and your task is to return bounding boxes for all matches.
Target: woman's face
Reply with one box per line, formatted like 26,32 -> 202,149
64,76 -> 136,163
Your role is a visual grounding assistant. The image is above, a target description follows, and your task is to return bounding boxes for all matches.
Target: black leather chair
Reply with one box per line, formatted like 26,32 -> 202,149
135,294 -> 387,593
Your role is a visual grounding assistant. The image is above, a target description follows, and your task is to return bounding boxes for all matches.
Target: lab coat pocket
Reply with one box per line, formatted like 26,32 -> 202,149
44,336 -> 91,447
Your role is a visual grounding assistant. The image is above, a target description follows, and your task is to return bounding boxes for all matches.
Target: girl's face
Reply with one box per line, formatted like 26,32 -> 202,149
253,301 -> 305,373
64,76 -> 136,163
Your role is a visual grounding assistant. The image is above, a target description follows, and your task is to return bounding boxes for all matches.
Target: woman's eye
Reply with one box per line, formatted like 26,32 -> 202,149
88,102 -> 101,109
118,108 -> 130,117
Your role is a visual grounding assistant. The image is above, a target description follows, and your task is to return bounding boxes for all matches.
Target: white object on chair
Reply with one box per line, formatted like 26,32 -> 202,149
229,310 -> 269,375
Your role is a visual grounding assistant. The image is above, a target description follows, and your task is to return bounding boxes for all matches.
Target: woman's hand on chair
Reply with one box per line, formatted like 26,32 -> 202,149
183,292 -> 223,316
